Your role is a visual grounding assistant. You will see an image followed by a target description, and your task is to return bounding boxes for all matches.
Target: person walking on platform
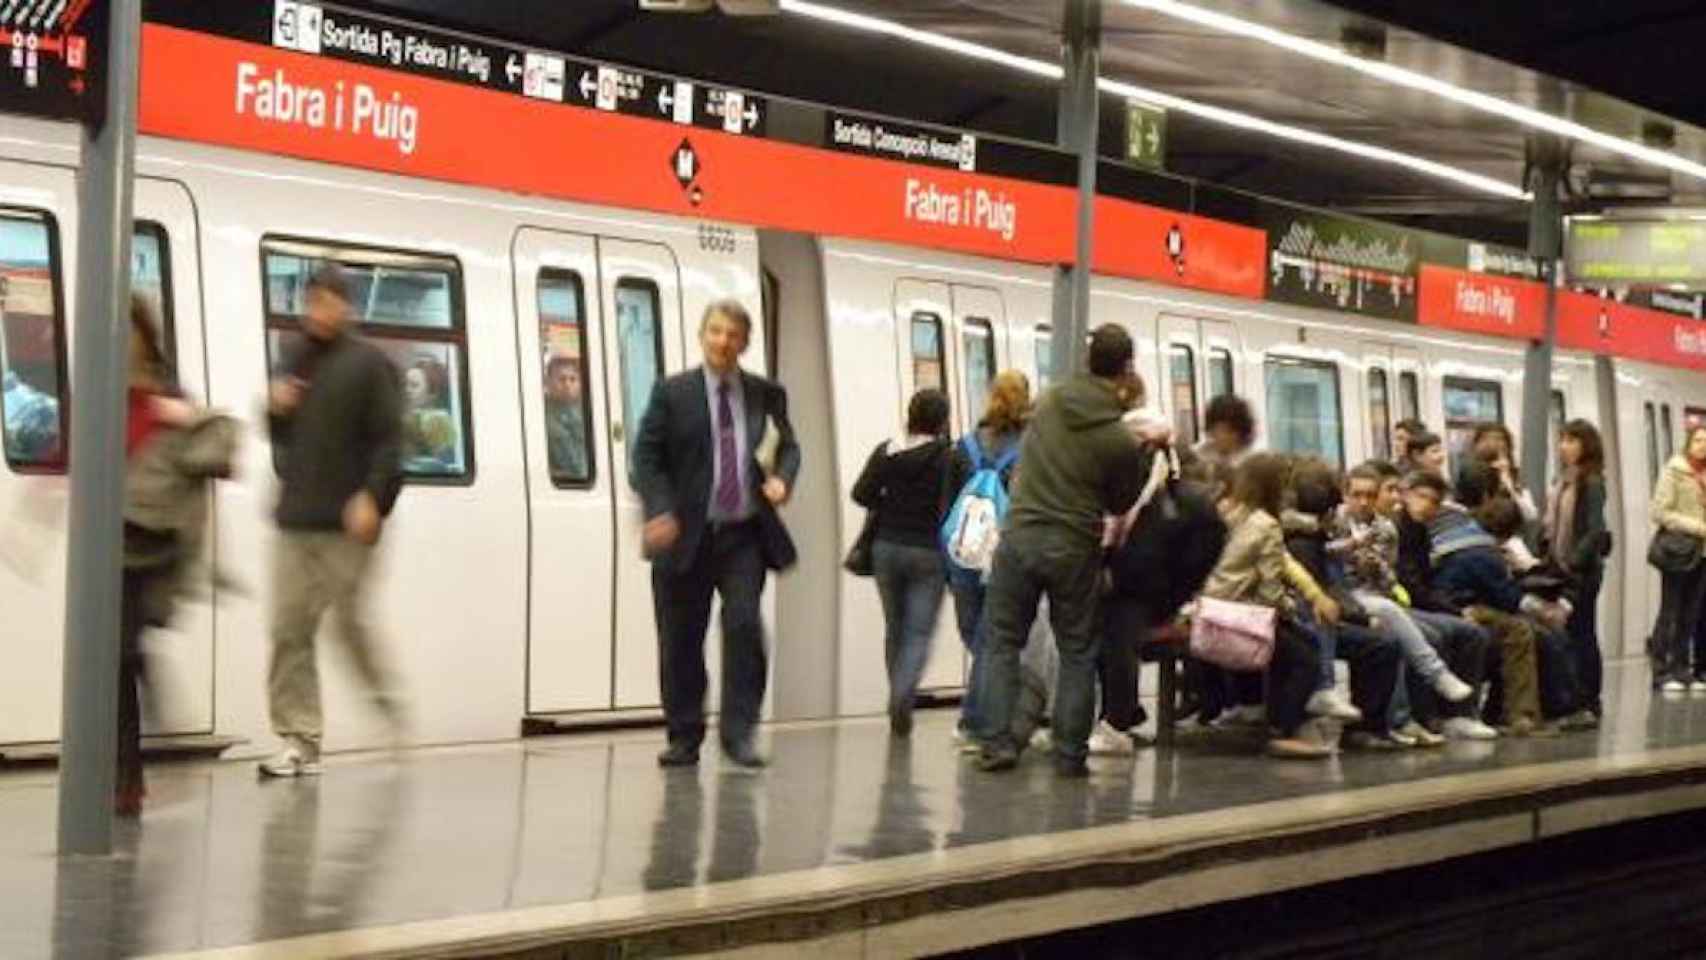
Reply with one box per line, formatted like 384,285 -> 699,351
1649,425 -> 1706,694
260,265 -> 406,778
944,370 -> 1030,750
977,324 -> 1149,777
1544,420 -> 1611,718
119,295 -> 239,814
633,299 -> 801,769
852,389 -> 953,737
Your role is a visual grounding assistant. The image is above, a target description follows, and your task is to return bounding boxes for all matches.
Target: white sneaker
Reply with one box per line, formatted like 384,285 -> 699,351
1432,672 -> 1475,703
1214,704 -> 1267,728
258,738 -> 322,778
1662,680 -> 1688,695
1029,728 -> 1054,751
1692,680 -> 1706,694
1088,720 -> 1137,756
1305,689 -> 1363,722
1398,720 -> 1446,747
1441,717 -> 1500,741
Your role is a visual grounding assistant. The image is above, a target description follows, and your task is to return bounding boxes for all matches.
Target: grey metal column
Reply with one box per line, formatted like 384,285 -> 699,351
58,0 -> 143,856
1520,134 -> 1566,505
1048,0 -> 1101,381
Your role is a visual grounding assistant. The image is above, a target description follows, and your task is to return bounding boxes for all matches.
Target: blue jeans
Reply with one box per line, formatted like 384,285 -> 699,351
1408,609 -> 1490,720
873,540 -> 946,719
1355,591 -> 1451,684
949,568 -> 989,736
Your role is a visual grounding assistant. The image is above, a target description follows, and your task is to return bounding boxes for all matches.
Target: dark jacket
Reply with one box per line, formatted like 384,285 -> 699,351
944,425 -> 1022,503
1395,512 -> 1454,614
269,332 -> 403,530
1545,474 -> 1610,576
852,436 -> 952,550
632,365 -> 802,574
1006,375 -> 1146,548
1107,475 -> 1225,625
1282,510 -> 1369,626
1428,508 -> 1524,614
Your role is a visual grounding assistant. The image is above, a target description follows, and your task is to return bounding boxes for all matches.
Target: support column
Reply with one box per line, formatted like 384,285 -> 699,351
1520,134 -> 1566,505
1049,0 -> 1101,381
58,0 -> 143,856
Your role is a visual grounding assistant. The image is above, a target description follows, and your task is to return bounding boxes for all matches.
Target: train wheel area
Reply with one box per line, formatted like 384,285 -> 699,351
8,660 -> 1706,959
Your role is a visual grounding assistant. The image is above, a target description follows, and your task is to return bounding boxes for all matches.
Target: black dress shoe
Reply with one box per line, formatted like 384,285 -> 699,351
657,744 -> 700,767
722,743 -> 768,770
977,746 -> 1020,772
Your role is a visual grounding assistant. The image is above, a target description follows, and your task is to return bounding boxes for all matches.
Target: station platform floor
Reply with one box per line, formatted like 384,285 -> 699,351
10,659 -> 1706,960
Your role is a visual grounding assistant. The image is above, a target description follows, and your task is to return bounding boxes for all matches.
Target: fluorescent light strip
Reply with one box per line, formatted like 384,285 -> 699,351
780,0 -> 1528,200
1122,0 -> 1706,184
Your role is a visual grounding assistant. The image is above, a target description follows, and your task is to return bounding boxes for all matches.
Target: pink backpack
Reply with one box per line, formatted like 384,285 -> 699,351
1189,595 -> 1276,672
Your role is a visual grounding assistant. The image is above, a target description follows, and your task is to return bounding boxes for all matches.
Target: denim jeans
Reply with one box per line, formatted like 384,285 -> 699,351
980,526 -> 1102,763
1408,609 -> 1490,719
1569,567 -> 1605,712
949,568 -> 990,736
873,540 -> 947,721
1355,591 -> 1450,684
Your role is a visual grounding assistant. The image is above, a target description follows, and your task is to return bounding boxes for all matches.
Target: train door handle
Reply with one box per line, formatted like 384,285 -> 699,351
612,421 -> 625,443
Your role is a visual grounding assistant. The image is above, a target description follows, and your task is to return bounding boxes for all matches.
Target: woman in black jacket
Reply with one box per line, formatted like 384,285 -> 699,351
852,389 -> 953,736
1546,419 -> 1611,717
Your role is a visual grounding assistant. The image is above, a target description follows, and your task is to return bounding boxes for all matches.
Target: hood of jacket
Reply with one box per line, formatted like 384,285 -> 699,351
1053,375 -> 1127,433
883,435 -> 948,479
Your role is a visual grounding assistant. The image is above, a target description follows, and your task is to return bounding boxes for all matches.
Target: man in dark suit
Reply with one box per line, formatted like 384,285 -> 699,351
632,299 -> 800,769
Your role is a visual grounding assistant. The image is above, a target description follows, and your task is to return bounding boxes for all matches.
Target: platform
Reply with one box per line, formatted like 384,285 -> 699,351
9,660 -> 1706,960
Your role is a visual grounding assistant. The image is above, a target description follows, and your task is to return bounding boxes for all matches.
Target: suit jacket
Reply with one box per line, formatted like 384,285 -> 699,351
631,365 -> 802,574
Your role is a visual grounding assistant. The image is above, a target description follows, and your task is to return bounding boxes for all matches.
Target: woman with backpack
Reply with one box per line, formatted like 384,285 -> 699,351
852,389 -> 954,736
943,370 -> 1030,750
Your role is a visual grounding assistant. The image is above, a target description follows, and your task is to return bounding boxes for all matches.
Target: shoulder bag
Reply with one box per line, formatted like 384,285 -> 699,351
1647,527 -> 1703,574
1189,595 -> 1276,672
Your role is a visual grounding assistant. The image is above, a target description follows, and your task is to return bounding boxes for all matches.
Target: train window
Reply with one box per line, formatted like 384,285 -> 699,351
537,270 -> 595,488
1264,356 -> 1344,466
132,222 -> 176,380
615,278 -> 665,476
1661,404 -> 1676,462
962,317 -> 996,419
1168,343 -> 1199,445
1442,377 -> 1502,480
911,311 -> 947,404
0,211 -> 65,472
261,239 -> 473,482
1367,367 -> 1392,462
1645,402 -> 1661,488
1208,347 -> 1234,401
1034,324 -> 1053,390
1398,370 -> 1421,422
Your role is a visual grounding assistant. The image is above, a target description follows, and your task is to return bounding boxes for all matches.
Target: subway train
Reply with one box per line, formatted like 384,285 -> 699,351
1,85 -> 1702,756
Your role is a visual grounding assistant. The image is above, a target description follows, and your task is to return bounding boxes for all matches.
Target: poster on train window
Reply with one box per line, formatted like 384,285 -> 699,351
1264,208 -> 1418,323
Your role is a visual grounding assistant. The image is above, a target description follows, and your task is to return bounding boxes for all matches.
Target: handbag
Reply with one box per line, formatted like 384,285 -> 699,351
844,510 -> 877,577
1647,527 -> 1703,574
1188,595 -> 1277,672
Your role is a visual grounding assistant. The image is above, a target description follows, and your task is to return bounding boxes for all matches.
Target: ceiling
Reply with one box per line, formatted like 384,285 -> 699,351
341,0 -> 1706,247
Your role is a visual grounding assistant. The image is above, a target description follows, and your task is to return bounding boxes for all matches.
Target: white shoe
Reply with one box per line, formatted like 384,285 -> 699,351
1692,680 -> 1706,694
1214,704 -> 1267,728
1305,689 -> 1363,722
1088,720 -> 1137,756
1432,672 -> 1475,703
1441,717 -> 1500,741
1029,728 -> 1054,751
1398,721 -> 1446,747
1662,680 -> 1688,695
258,738 -> 322,778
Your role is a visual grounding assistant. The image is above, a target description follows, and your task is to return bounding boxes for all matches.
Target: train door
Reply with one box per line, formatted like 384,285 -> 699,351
134,178 -> 215,735
603,239 -> 689,710
1157,314 -> 1239,447
1362,345 -> 1399,465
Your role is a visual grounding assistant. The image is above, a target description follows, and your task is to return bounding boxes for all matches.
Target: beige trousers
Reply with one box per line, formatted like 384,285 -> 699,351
267,530 -> 395,743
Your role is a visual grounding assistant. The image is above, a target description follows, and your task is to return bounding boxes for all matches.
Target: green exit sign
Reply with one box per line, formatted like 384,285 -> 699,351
1126,100 -> 1167,170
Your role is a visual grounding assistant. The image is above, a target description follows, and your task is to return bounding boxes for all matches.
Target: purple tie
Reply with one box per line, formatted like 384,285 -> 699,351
715,381 -> 741,516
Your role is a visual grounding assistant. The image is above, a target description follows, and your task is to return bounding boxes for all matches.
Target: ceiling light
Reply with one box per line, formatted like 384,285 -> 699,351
1120,0 -> 1706,185
779,0 -> 1527,200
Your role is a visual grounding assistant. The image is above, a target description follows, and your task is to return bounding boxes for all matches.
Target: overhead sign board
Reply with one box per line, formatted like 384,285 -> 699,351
0,0 -> 102,125
1566,218 -> 1706,286
1125,100 -> 1166,170
1265,207 -> 1417,322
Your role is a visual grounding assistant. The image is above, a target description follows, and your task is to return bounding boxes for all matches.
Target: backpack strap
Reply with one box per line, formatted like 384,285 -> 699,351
991,440 -> 1021,474
961,433 -> 989,471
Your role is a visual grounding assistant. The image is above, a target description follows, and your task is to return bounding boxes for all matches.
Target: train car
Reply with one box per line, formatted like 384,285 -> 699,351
3,66 -> 1704,756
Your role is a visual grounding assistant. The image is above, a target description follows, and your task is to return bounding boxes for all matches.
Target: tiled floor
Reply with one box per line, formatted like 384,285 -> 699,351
5,660 -> 1706,959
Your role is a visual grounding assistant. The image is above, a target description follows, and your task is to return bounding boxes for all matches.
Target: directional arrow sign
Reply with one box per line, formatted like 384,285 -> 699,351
1125,99 -> 1167,171
657,86 -> 672,115
505,54 -> 521,84
577,70 -> 595,101
744,102 -> 759,130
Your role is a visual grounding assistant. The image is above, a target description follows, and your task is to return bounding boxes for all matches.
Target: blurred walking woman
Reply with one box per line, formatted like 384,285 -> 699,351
1649,424 -> 1706,693
852,389 -> 953,736
118,295 -> 239,815
1546,420 -> 1610,716
945,369 -> 1030,747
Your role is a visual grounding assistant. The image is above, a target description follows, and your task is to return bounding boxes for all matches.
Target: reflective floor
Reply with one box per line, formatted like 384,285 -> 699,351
7,660 -> 1706,959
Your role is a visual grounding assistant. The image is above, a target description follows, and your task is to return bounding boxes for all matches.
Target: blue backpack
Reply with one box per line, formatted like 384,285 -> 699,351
941,435 -> 1019,575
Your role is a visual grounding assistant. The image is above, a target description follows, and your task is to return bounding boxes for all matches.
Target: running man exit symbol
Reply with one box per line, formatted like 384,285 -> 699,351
1125,100 -> 1167,170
